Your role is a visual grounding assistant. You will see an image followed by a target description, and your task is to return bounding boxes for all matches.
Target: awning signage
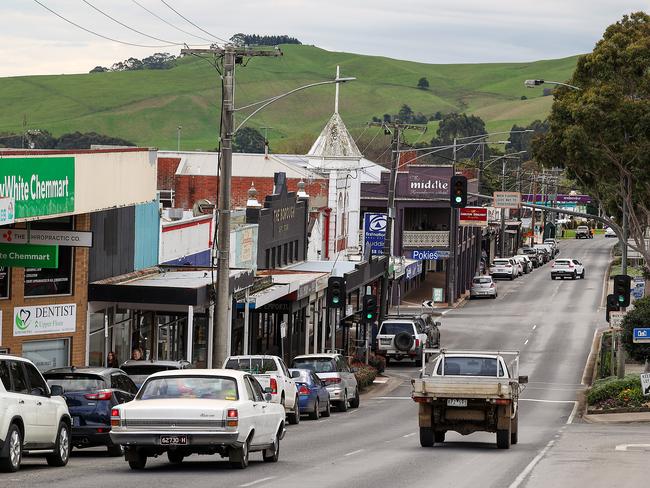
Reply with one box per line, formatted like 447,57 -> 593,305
0,243 -> 59,268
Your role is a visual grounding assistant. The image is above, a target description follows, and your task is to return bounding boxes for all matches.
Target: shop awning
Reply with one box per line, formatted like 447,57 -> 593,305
247,283 -> 291,309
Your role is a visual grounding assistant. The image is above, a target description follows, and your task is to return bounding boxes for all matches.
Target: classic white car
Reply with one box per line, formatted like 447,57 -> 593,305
109,369 -> 286,470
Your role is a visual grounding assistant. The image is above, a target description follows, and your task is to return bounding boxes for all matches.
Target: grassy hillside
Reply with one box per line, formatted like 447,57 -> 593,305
0,45 -> 578,152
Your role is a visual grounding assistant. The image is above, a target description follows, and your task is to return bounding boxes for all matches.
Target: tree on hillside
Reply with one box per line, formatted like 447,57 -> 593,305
233,127 -> 265,153
417,77 -> 430,90
55,132 -> 135,149
533,11 -> 650,266
90,66 -> 109,73
230,34 -> 301,46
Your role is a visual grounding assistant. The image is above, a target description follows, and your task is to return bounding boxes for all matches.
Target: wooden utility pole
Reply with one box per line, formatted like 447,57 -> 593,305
181,44 -> 281,368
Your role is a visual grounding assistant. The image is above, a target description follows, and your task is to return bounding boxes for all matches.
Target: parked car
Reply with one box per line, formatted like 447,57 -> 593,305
288,368 -> 331,420
110,369 -> 286,470
513,255 -> 533,274
533,244 -> 553,263
44,366 -> 138,456
551,258 -> 585,280
470,275 -> 498,299
490,258 -> 518,280
375,315 -> 438,366
0,355 -> 71,472
223,355 -> 300,425
120,359 -> 192,389
543,239 -> 560,256
575,225 -> 593,239
521,247 -> 541,268
605,227 -> 617,238
291,353 -> 359,412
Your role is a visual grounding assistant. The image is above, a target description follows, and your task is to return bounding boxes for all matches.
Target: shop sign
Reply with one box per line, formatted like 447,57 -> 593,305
0,157 -> 75,219
459,207 -> 488,227
0,243 -> 59,269
363,213 -> 387,256
0,229 -> 93,247
407,166 -> 451,198
0,197 -> 15,225
13,303 -> 76,337
494,192 -> 521,209
408,249 -> 450,260
433,288 -> 444,303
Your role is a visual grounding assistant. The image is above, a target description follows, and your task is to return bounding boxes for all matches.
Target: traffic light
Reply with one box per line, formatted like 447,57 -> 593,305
606,293 -> 620,323
327,276 -> 346,309
450,175 -> 468,208
362,294 -> 377,323
613,274 -> 632,307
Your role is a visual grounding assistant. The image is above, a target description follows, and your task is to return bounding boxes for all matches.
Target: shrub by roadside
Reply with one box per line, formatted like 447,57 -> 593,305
353,365 -> 378,390
587,374 -> 649,411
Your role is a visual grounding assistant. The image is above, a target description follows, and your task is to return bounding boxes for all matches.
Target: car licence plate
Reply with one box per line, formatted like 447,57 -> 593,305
160,435 -> 187,445
447,399 -> 467,407
72,416 -> 81,427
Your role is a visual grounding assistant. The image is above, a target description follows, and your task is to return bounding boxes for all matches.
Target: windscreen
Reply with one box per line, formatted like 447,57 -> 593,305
224,358 -> 278,374
437,357 -> 499,377
379,322 -> 412,335
138,376 -> 238,401
45,374 -> 106,392
292,358 -> 337,373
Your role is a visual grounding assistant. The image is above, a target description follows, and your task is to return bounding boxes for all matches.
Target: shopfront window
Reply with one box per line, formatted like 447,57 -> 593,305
88,311 -> 106,366
0,267 -> 9,299
156,314 -> 186,361
192,314 -> 208,367
22,338 -> 70,372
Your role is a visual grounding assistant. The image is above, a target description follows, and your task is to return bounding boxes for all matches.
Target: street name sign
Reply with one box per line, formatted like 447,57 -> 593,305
633,328 -> 650,343
0,243 -> 59,269
641,373 -> 650,397
459,207 -> 488,227
0,229 -> 93,247
493,191 -> 521,209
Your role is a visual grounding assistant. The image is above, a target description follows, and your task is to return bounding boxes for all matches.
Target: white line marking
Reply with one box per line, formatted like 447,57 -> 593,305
615,444 -> 650,452
402,432 -> 416,438
532,325 -> 537,330
348,409 -> 359,414
240,477 -> 276,487
524,339 -> 529,345
519,398 -> 577,404
566,401 -> 579,424
345,449 -> 364,456
508,439 -> 556,488
373,396 -> 411,400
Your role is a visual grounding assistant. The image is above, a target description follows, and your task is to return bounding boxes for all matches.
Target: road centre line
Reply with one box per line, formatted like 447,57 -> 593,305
532,324 -> 537,330
402,432 -> 416,438
524,339 -> 529,345
519,398 -> 577,404
508,439 -> 556,488
345,449 -> 364,456
240,477 -> 276,487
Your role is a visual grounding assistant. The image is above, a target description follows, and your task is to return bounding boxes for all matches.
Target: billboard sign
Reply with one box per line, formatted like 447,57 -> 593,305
13,303 -> 76,337
459,207 -> 488,227
363,213 -> 387,256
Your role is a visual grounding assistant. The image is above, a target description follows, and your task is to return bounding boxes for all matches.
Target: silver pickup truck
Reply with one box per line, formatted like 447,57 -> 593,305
411,349 -> 527,449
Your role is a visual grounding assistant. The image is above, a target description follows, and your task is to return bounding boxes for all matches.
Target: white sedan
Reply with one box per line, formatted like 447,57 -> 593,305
110,369 -> 286,470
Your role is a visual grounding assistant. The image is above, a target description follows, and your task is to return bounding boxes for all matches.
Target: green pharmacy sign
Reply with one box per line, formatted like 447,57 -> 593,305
0,243 -> 59,269
0,157 -> 75,219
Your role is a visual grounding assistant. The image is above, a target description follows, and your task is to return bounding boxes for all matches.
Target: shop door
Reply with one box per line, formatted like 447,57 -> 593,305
156,315 -> 187,361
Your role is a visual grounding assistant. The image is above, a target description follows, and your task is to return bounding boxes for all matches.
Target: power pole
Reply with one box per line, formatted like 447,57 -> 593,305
530,174 -> 537,246
618,174 -> 629,379
449,138 -> 458,306
371,121 -> 426,322
500,156 -> 506,257
181,44 -> 281,368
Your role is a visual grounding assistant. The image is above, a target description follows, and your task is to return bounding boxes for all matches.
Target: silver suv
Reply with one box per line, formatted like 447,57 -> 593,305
0,355 -> 72,472
376,315 -> 440,366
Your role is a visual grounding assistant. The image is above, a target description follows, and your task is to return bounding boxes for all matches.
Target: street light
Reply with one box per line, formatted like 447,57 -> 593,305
524,79 -> 581,91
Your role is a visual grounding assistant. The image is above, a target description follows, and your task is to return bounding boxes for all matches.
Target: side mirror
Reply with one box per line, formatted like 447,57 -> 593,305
290,370 -> 301,379
518,375 -> 528,384
264,393 -> 273,402
30,387 -> 46,397
50,385 -> 64,397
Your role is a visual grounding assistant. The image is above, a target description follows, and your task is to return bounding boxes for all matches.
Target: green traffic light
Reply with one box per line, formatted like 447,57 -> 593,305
332,297 -> 339,304
366,313 -> 373,319
455,196 -> 462,203
618,296 -> 624,303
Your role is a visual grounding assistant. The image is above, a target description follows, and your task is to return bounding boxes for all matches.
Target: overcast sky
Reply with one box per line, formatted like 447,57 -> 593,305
1,0 -> 647,77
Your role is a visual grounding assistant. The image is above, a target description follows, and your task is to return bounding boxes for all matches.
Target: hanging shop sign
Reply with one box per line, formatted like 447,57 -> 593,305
0,243 -> 59,269
0,157 -> 75,219
0,228 -> 92,247
13,303 -> 77,337
459,207 -> 488,227
363,213 -> 387,256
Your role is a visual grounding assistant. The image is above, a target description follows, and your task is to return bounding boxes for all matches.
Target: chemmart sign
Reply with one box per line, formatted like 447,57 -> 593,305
13,304 -> 76,337
0,157 -> 75,219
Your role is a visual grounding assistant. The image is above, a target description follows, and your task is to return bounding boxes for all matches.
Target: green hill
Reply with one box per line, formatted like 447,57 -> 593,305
0,45 -> 578,152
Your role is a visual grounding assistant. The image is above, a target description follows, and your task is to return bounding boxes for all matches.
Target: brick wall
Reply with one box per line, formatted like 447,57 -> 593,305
173,175 -> 328,210
157,157 -> 181,190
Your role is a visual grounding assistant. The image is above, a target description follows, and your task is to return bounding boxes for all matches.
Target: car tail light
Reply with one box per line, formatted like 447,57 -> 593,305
505,264 -> 512,268
490,283 -> 495,288
298,385 -> 310,395
495,398 -> 511,405
412,396 -> 432,403
568,263 -> 574,268
415,338 -> 420,348
85,390 -> 113,401
226,408 -> 239,427
323,377 -> 341,385
269,377 -> 278,395
110,408 -> 120,427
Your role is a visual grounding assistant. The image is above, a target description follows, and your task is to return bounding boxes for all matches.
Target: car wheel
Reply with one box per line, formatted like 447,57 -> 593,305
511,413 -> 519,445
581,270 -> 585,279
509,275 -> 514,281
434,431 -> 446,443
0,424 -> 22,473
496,426 -> 511,449
551,275 -> 555,280
107,442 -> 124,457
322,397 -> 331,417
288,397 -> 300,425
572,272 -> 577,280
229,437 -> 250,469
308,398 -> 320,420
349,388 -> 360,409
338,391 -> 348,412
167,450 -> 184,464
128,449 -> 147,470
263,431 -> 280,463
46,421 -> 71,467
420,427 -> 434,447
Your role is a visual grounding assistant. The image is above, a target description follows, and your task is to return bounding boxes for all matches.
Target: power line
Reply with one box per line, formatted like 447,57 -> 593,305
159,0 -> 229,44
80,0 -> 194,46
33,0 -> 178,48
130,0 -> 214,43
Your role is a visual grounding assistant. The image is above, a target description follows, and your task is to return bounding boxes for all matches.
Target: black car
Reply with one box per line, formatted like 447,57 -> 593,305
120,359 -> 192,389
44,367 -> 138,456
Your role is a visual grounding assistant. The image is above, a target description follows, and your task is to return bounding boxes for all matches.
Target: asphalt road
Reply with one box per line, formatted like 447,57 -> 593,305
6,237 -> 617,488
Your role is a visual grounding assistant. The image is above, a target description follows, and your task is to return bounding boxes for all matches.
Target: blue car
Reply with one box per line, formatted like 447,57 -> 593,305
44,367 -> 138,456
289,368 -> 331,420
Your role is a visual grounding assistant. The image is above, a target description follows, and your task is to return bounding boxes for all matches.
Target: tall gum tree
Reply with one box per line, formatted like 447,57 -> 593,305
534,12 -> 650,265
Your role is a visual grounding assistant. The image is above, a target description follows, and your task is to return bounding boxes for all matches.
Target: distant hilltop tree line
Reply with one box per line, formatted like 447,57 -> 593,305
372,104 -> 444,125
0,130 -> 134,150
229,33 -> 301,46
90,52 -> 177,73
